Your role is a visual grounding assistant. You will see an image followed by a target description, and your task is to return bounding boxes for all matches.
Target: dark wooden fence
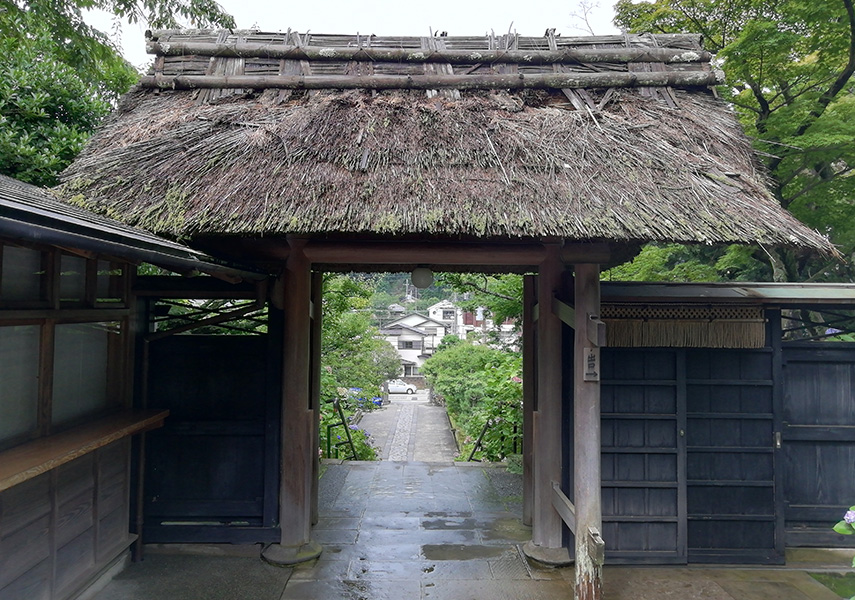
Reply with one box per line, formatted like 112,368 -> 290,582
782,343 -> 855,546
597,347 -> 781,565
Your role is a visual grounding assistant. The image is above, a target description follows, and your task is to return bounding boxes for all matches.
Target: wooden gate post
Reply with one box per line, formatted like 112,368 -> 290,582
262,237 -> 323,565
523,244 -> 572,564
310,271 -> 323,526
574,262 -> 604,599
522,275 -> 537,527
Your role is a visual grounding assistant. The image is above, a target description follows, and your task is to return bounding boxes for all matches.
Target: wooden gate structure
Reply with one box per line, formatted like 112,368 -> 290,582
37,29 -> 842,600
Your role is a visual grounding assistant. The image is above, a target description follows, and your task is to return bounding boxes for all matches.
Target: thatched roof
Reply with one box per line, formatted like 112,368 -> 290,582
58,30 -> 833,253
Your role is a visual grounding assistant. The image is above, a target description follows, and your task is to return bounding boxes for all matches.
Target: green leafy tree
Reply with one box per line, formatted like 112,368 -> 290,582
604,243 -> 772,282
469,353 -> 523,461
613,0 -> 855,281
1,0 -> 234,78
421,340 -> 498,417
422,339 -> 522,461
438,273 -> 524,327
318,274 -> 413,462
0,23 -> 133,185
322,274 -> 401,398
0,0 -> 233,185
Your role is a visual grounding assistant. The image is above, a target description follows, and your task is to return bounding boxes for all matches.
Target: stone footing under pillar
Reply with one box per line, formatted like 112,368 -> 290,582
261,540 -> 323,566
522,540 -> 574,567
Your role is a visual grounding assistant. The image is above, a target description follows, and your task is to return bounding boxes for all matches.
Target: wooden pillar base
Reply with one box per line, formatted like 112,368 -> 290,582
522,541 -> 574,567
261,540 -> 323,566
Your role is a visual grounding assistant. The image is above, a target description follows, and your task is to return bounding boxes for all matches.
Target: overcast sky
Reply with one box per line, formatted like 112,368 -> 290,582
86,0 -> 621,71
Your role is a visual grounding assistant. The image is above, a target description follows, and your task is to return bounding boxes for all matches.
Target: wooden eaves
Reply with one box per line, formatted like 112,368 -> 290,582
0,175 -> 265,282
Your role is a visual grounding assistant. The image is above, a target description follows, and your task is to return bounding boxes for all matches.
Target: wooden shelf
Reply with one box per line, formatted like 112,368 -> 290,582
0,409 -> 168,492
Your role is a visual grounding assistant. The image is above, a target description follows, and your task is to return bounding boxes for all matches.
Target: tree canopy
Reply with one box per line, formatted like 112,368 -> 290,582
614,0 -> 855,281
0,0 -> 234,185
321,274 -> 401,399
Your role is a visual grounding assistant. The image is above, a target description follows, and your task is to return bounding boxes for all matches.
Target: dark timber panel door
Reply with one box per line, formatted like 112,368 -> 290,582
685,349 -> 781,564
143,334 -> 280,543
600,349 -> 686,564
782,344 -> 855,546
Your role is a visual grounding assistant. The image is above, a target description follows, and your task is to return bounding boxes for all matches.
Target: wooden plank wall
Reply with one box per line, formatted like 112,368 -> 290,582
600,348 -> 685,564
0,439 -> 131,600
143,334 -> 278,543
595,347 -> 781,565
782,344 -> 855,546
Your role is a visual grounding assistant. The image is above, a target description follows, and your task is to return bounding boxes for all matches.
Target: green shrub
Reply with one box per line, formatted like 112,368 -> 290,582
423,340 -> 522,462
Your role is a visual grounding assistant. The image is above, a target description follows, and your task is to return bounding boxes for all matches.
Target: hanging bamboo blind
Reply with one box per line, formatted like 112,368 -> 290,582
601,304 -> 766,348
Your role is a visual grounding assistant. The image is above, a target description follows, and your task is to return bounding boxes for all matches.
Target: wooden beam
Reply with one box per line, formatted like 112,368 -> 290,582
310,271 -> 323,526
574,262 -> 604,600
262,238 -> 322,566
551,480 -> 576,534
552,296 -> 576,328
134,275 -> 257,298
0,308 -> 130,324
139,70 -> 723,91
561,243 -> 611,265
301,241 -> 610,267
303,241 -> 547,266
146,41 -> 713,65
532,244 -> 564,549
522,275 -> 536,527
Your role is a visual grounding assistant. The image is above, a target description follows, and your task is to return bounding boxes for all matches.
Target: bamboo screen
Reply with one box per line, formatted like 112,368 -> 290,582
602,304 -> 766,348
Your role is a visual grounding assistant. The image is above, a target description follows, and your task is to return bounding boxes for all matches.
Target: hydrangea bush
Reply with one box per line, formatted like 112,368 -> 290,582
833,507 -> 855,569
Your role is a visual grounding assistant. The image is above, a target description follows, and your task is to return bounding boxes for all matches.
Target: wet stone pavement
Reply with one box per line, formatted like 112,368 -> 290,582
289,461 -> 550,600
90,391 -> 848,600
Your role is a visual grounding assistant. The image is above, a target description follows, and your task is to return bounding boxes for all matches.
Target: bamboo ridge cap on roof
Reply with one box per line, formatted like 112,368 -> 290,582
139,70 -> 725,91
144,41 -> 713,65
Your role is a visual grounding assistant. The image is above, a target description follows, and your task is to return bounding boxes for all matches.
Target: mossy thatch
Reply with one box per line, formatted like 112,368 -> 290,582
56,30 -> 833,254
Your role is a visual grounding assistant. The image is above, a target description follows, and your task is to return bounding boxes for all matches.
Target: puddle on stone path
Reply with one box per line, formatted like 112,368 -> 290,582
421,544 -> 508,560
481,517 -> 532,542
422,517 -> 478,530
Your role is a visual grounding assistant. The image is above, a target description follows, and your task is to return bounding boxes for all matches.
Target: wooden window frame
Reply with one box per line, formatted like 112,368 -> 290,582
0,241 -> 54,310
0,241 -> 129,311
0,240 -> 134,452
0,315 -> 131,451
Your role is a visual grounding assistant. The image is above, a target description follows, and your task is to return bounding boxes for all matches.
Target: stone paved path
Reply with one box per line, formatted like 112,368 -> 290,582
90,392 -> 846,600
91,460 -> 845,600
359,390 -> 458,462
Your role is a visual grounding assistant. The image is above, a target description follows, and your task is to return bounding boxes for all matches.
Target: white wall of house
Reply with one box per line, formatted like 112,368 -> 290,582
380,311 -> 450,376
381,300 -> 520,377
426,300 -> 519,349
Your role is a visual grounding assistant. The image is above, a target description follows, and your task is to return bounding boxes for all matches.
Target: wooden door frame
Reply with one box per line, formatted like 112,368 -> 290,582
262,237 -> 607,600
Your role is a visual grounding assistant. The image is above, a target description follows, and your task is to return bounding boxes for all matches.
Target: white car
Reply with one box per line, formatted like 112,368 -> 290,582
387,379 -> 417,394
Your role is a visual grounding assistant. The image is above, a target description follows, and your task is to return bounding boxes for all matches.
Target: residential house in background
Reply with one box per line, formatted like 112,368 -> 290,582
380,300 -> 520,378
427,299 -> 518,349
379,312 -> 447,377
